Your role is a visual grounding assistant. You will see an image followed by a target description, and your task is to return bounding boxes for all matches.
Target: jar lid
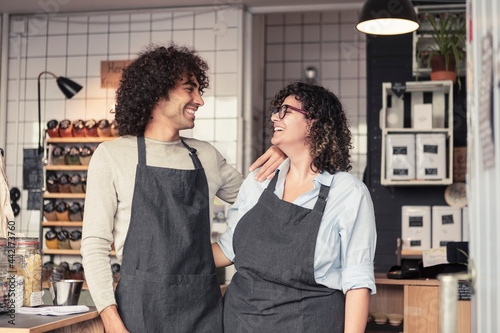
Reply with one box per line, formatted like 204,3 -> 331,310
70,174 -> 82,185
72,119 -> 85,130
52,146 -> 66,157
111,263 -> 121,274
44,201 -> 55,212
85,119 -> 97,129
98,119 -> 110,129
45,230 -> 57,240
69,146 -> 81,157
58,174 -> 70,186
60,261 -> 70,271
55,201 -> 68,212
57,230 -> 69,241
69,230 -> 82,241
69,202 -> 82,213
43,261 -> 55,269
71,262 -> 83,272
80,146 -> 93,157
47,119 -> 58,129
46,173 -> 58,185
59,119 -> 72,130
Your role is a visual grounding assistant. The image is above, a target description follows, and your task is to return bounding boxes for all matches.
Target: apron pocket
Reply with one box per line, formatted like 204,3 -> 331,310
134,270 -> 223,332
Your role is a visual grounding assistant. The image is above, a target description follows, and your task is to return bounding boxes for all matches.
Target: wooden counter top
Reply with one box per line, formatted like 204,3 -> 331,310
0,306 -> 102,333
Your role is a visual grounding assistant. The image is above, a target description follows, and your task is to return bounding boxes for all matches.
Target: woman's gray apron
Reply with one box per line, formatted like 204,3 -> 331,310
115,136 -> 222,332
224,171 -> 345,333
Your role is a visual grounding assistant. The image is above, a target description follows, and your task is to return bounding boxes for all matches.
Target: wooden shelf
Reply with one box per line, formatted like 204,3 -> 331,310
43,193 -> 86,199
45,165 -> 89,171
43,249 -> 116,256
42,221 -> 83,227
400,250 -> 423,257
47,137 -> 116,143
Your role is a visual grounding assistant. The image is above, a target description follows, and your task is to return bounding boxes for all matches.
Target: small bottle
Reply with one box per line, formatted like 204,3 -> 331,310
97,119 -> 111,137
58,119 -> 73,138
46,120 -> 60,138
56,230 -> 71,249
67,146 -> 81,165
45,230 -> 58,249
72,119 -> 85,137
58,174 -> 72,193
55,201 -> 70,221
68,202 -> 83,221
46,173 -> 59,193
51,146 -> 67,165
110,119 -> 119,137
69,230 -> 82,250
79,146 -> 93,165
84,119 -> 98,137
43,201 -> 58,221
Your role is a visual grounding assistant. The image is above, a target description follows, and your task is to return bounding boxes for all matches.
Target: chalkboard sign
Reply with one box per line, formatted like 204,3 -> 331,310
27,190 -> 42,210
458,281 -> 471,301
101,60 -> 133,88
23,149 -> 42,190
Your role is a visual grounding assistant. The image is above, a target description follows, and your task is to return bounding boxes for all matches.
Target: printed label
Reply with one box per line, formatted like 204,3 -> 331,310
423,145 -> 438,154
425,168 -> 438,175
442,214 -> 454,225
393,146 -> 407,155
393,169 -> 408,176
410,240 -> 422,247
409,216 -> 423,227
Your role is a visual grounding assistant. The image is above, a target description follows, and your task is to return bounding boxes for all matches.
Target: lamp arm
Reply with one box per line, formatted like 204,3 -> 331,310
37,71 -> 58,155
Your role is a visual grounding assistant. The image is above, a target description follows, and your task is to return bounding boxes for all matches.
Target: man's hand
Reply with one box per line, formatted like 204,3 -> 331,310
100,305 -> 130,333
249,146 -> 286,182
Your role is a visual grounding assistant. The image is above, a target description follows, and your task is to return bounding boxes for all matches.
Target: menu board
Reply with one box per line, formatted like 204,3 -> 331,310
23,149 -> 42,190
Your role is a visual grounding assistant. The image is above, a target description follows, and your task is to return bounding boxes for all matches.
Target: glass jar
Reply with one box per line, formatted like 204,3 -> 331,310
67,146 -> 81,165
97,119 -> 111,137
84,119 -> 98,137
0,238 -> 8,313
72,119 -> 85,137
13,238 -> 43,307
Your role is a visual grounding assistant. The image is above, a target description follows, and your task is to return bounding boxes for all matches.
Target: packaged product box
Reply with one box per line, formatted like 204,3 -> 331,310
412,104 -> 433,129
432,206 -> 462,248
401,206 -> 431,251
416,133 -> 446,180
386,134 -> 415,180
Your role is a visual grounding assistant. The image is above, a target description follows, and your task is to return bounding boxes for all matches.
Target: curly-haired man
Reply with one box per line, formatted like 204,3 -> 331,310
81,44 -> 284,333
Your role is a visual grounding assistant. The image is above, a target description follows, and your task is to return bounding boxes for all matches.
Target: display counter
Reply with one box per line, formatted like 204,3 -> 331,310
0,306 -> 103,333
368,273 -> 470,333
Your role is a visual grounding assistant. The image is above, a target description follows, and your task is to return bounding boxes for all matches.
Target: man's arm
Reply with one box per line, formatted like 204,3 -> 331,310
212,243 -> 233,268
249,146 -> 286,182
344,288 -> 370,333
100,305 -> 130,333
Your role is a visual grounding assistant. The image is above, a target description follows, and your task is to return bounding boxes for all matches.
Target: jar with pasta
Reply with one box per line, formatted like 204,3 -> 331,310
13,238 -> 43,307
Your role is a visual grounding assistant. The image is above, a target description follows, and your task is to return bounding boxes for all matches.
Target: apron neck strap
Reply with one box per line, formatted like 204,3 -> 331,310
180,138 -> 202,169
136,136 -> 202,169
267,169 -> 330,213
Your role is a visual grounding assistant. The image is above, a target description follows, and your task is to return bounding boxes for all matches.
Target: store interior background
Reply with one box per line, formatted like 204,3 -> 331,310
0,0 -> 499,331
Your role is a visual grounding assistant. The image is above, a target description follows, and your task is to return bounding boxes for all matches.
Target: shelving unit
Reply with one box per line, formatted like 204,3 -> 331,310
40,135 -> 116,261
380,81 -> 454,186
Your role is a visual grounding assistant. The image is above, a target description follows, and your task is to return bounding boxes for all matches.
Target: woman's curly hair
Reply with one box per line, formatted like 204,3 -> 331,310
269,82 -> 353,174
114,43 -> 209,136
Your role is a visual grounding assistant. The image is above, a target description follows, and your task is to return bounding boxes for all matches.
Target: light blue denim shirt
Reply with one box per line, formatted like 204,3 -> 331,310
218,158 -> 377,294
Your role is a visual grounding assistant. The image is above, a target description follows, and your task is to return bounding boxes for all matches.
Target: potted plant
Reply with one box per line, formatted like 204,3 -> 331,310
416,12 -> 466,89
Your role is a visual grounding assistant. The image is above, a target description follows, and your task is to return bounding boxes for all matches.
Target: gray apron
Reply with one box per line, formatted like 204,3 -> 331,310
223,171 -> 345,333
115,136 -> 222,332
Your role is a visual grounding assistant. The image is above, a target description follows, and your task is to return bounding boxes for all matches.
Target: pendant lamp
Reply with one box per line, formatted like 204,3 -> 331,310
356,0 -> 419,35
38,71 -> 83,154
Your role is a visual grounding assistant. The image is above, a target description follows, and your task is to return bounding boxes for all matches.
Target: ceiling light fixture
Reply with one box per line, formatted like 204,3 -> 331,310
356,0 -> 419,35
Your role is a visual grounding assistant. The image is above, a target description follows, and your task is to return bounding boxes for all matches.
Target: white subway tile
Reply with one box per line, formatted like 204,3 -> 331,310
217,8 -> 239,28
69,16 -> 88,34
109,33 -> 130,54
304,13 -> 321,24
130,32 -> 151,54
152,12 -> 172,31
266,63 -> 283,81
110,15 -> 130,33
46,57 -> 67,76
284,26 -> 301,43
88,34 -> 109,55
195,11 -> 216,29
172,30 -> 194,48
216,28 -> 238,50
266,26 -> 283,44
26,58 -> 47,79
27,36 -> 47,57
215,96 -> 238,118
85,99 -> 109,119
194,30 -> 215,51
47,36 -> 67,56
67,35 -> 88,56
266,44 -> 283,62
303,43 -> 320,61
285,13 -> 302,25
304,25 -> 320,42
152,30 -> 172,44
215,51 -> 237,73
86,77 -> 106,99
193,119 -> 215,141
214,73 -> 237,96
48,18 -> 68,35
173,11 -> 194,30
285,44 -> 301,62
284,62 -> 302,81
44,100 -> 66,121
89,16 -> 109,33
130,13 -> 151,32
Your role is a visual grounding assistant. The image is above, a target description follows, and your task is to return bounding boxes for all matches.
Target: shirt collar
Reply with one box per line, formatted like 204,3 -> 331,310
275,158 -> 334,187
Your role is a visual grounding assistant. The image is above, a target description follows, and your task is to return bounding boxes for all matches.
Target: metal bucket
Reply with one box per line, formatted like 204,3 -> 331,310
49,279 -> 84,306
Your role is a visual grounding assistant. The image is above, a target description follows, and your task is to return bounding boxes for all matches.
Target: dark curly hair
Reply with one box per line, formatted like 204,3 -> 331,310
269,82 -> 353,174
114,43 -> 209,136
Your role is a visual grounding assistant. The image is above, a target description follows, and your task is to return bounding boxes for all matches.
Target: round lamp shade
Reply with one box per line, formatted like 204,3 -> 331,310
356,0 -> 419,35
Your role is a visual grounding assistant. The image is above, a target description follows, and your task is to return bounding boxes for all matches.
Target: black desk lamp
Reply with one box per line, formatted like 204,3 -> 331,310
37,71 -> 82,154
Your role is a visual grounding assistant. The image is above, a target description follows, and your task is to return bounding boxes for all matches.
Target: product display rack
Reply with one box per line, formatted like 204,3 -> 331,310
39,134 -> 117,259
379,80 -> 454,186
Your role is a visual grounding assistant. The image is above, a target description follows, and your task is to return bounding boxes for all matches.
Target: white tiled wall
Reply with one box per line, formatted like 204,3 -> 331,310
4,7 -> 243,236
263,10 -> 368,180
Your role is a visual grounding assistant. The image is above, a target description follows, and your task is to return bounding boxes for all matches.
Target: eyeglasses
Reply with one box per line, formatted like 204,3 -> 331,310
271,105 -> 308,119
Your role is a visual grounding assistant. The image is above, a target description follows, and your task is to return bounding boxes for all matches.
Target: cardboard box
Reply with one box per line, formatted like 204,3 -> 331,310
412,104 -> 433,129
416,133 -> 446,179
402,206 -> 431,251
432,206 -> 462,248
386,134 -> 415,180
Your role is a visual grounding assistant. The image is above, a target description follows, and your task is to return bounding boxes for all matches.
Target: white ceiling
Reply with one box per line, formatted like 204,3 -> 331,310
0,0 -> 364,15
